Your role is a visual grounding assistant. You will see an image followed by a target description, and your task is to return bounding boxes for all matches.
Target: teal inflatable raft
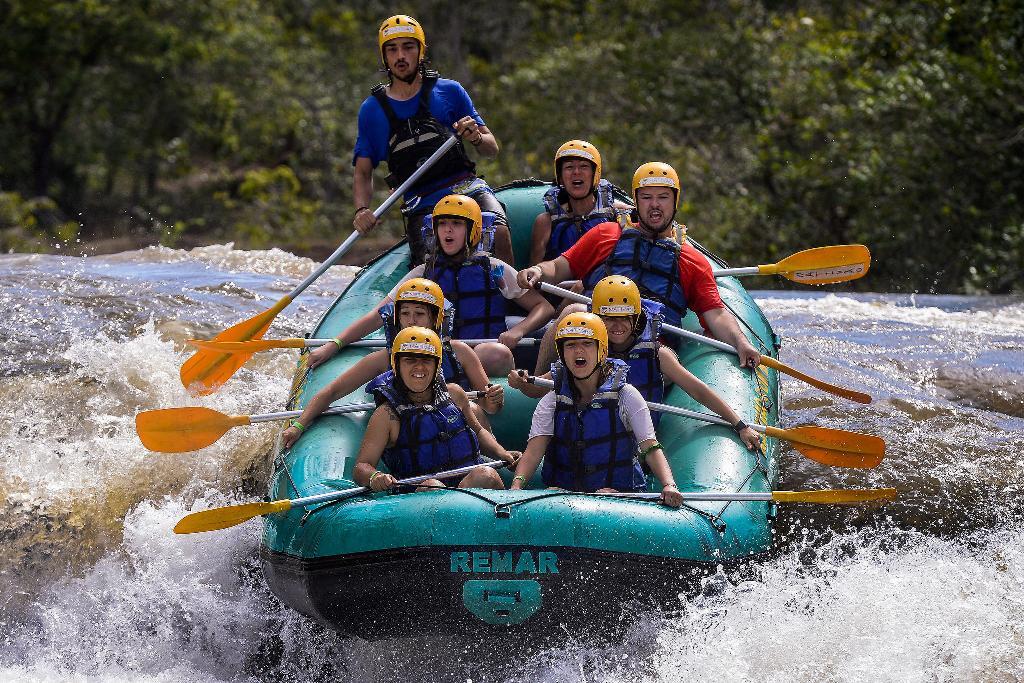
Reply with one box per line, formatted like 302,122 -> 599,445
261,180 -> 781,638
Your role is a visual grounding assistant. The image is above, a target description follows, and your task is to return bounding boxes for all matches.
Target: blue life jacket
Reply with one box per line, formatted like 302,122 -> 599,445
583,227 -> 689,327
370,71 -> 475,196
367,370 -> 482,479
543,358 -> 647,493
421,210 -> 498,257
608,299 -> 665,426
541,179 -> 617,260
426,255 -> 508,339
377,301 -> 470,389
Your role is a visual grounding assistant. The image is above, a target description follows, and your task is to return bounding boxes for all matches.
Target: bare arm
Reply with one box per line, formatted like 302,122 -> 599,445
507,369 -> 551,400
306,299 -> 390,369
638,439 -> 682,507
528,213 -> 553,267
353,406 -> 398,489
517,255 -> 574,290
452,340 -> 504,414
703,307 -> 761,368
658,347 -> 760,450
510,435 -> 550,489
450,384 -> 514,464
281,350 -> 389,449
453,118 -> 499,158
352,156 -> 378,233
505,288 -> 554,340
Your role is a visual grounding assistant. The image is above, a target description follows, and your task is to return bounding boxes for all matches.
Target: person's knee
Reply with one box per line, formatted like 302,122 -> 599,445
460,465 -> 504,489
477,343 -> 514,376
415,478 -> 445,492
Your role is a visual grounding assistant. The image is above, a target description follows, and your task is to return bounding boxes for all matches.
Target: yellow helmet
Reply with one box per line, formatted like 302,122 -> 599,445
394,278 -> 445,333
555,312 -> 608,366
378,15 -> 426,66
631,161 -> 681,207
553,139 -> 602,189
432,194 -> 483,249
391,326 -> 443,378
591,275 -> 641,318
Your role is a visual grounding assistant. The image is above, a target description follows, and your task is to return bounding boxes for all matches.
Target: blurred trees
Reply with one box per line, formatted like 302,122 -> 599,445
0,0 -> 1020,293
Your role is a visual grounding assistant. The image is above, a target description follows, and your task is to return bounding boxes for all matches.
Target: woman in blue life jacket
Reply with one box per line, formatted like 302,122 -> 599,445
281,278 -> 503,450
509,313 -> 683,507
509,275 -> 760,450
308,195 -> 554,377
528,140 -> 624,266
354,326 -> 517,492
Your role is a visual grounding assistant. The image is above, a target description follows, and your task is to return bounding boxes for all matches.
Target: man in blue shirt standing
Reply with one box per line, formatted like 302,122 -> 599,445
351,15 -> 514,267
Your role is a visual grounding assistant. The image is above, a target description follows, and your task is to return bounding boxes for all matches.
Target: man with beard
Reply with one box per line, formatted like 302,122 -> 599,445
351,14 -> 514,266
517,161 -> 761,368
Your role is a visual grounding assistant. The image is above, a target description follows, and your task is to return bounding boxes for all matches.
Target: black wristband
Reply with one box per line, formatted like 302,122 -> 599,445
732,419 -> 749,434
354,206 -> 369,217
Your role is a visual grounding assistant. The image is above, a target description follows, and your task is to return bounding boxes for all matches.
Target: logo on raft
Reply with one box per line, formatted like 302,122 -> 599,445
450,550 -> 559,574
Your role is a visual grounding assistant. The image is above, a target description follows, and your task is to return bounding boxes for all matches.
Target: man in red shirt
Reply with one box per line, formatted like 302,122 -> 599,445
518,161 -> 761,368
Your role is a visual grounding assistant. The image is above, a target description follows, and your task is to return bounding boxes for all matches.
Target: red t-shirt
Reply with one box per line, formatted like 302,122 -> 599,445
562,222 -> 724,315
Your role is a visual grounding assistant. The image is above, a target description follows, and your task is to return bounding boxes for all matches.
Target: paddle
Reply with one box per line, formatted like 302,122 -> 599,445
173,460 -> 506,534
712,245 -> 871,285
186,337 -> 540,353
597,488 -> 897,504
538,282 -> 872,404
526,376 -> 884,468
137,390 -> 483,453
179,135 -> 461,396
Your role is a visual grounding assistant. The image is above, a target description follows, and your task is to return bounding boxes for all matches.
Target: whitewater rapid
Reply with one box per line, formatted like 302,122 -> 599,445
1,247 -> 1021,682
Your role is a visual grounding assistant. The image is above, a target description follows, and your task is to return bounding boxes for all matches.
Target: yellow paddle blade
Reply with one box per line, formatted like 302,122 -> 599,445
760,356 -> 872,404
135,407 -> 250,453
773,488 -> 897,504
179,295 -> 292,395
762,244 -> 871,284
187,338 -> 306,353
766,425 -> 885,468
174,500 -> 292,534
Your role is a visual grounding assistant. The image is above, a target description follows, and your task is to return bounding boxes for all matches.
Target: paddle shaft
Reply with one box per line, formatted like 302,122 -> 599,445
713,266 -> 761,277
287,135 -> 459,299
602,492 -> 773,501
314,337 -> 538,348
272,459 -> 504,510
253,389 -> 482,424
539,282 -> 738,354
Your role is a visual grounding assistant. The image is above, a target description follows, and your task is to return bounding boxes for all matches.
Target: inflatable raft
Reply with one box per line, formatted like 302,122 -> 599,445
261,180 -> 781,639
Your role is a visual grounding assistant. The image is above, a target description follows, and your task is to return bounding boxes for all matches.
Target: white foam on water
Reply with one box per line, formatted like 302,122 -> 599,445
642,529 -> 1024,683
758,294 -> 1024,338
0,319 -> 294,497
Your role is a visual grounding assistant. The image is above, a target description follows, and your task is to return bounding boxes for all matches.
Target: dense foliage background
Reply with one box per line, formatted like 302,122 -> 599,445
1,0 -> 1021,293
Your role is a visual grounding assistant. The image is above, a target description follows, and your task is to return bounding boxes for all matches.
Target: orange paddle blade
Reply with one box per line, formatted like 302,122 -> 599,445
174,500 -> 292,534
773,488 -> 897,504
179,296 -> 292,395
187,338 -> 306,353
760,356 -> 872,404
763,244 -> 871,284
136,407 -> 250,453
765,424 -> 885,468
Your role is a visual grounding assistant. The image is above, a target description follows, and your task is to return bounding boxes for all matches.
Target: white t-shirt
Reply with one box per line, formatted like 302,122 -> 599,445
527,383 -> 657,443
387,258 -> 528,302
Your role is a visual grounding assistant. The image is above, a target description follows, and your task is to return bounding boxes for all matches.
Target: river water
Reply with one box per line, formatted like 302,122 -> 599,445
1,246 -> 1022,682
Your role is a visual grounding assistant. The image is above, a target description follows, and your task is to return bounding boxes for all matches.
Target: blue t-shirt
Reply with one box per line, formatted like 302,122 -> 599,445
353,78 -> 485,204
